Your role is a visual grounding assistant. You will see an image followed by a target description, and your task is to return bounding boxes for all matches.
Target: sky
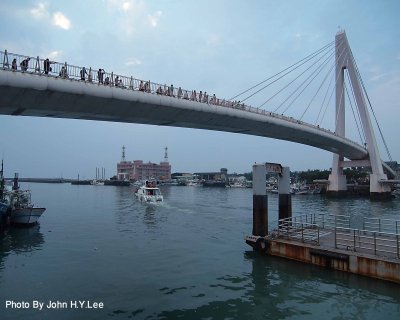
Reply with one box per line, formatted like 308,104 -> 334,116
0,0 -> 399,179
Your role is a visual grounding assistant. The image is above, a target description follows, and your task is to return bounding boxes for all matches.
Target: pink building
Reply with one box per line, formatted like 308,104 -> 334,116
131,160 -> 171,181
116,147 -> 171,181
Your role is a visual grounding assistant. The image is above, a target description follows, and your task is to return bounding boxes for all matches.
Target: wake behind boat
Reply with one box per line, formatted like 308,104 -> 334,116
135,180 -> 163,204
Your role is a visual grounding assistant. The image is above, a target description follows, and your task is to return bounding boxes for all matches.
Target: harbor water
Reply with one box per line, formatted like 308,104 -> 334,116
0,183 -> 399,319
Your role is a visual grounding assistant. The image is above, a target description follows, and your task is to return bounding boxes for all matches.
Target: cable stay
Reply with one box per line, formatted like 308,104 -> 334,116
315,64 -> 334,126
299,56 -> 337,121
344,82 -> 365,146
229,41 -> 335,102
276,49 -> 335,115
345,71 -> 367,145
318,78 -> 335,127
351,51 -> 393,161
258,46 -> 335,110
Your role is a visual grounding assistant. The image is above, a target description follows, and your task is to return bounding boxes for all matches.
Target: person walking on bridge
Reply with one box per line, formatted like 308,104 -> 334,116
80,67 -> 88,81
20,57 -> 30,71
97,69 -> 105,84
43,58 -> 53,75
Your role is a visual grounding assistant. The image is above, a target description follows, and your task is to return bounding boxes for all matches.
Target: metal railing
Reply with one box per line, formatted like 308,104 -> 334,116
279,212 -> 351,229
335,227 -> 400,258
278,219 -> 321,244
0,49 -> 363,149
275,213 -> 400,258
363,217 -> 399,235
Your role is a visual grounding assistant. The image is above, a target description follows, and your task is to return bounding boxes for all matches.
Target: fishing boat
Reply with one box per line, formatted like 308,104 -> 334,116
9,189 -> 46,225
8,173 -> 46,225
0,161 -> 10,225
135,180 -> 163,203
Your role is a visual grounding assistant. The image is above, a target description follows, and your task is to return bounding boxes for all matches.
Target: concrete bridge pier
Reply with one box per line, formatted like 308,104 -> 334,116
278,166 -> 292,221
369,174 -> 392,200
252,164 -> 267,237
327,159 -> 347,198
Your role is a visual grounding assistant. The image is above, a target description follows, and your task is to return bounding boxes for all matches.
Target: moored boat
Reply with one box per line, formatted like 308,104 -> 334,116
104,180 -> 131,186
202,180 -> 228,187
135,180 -> 163,203
8,173 -> 46,225
10,203 -> 46,225
0,161 -> 10,225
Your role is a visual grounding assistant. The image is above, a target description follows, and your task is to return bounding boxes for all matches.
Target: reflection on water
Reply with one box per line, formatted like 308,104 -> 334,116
153,250 -> 400,320
0,224 -> 44,270
0,183 -> 399,320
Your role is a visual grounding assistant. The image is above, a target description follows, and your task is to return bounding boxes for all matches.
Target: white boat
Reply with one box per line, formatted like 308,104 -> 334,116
91,179 -> 104,186
9,189 -> 46,225
11,206 -> 46,224
135,181 -> 163,203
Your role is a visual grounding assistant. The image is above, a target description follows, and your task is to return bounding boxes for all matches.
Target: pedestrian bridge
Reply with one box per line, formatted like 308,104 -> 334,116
0,48 -> 395,178
0,62 -> 366,158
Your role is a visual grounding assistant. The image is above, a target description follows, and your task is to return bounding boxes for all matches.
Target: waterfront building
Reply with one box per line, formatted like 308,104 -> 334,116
116,146 -> 171,181
194,168 -> 228,181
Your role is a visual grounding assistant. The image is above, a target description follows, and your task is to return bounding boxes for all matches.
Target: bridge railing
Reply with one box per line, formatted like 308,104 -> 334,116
0,49 -> 364,149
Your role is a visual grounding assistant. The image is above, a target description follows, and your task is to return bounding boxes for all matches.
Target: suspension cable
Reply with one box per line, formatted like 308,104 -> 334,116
345,71 -> 367,144
230,41 -> 335,103
352,52 -> 393,161
344,82 -> 364,145
299,54 -> 337,121
319,77 -> 336,127
277,50 -> 335,115
259,46 -> 335,109
315,63 -> 334,125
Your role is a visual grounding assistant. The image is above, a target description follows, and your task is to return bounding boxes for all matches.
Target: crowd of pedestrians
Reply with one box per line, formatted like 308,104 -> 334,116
5,53 -> 250,111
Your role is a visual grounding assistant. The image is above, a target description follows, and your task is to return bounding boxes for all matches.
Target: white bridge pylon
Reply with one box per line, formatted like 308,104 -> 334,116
327,31 -> 391,198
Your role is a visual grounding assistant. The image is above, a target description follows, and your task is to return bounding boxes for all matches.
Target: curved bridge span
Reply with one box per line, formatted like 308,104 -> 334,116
0,70 -> 368,161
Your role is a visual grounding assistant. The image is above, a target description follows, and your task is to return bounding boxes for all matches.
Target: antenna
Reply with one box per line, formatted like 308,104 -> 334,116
122,145 -> 126,162
164,147 -> 168,162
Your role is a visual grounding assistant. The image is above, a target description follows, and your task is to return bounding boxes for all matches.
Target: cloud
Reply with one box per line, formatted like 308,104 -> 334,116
30,2 -> 49,19
106,0 -> 145,13
47,50 -> 62,60
52,11 -> 71,30
104,0 -> 147,36
148,10 -> 162,27
125,58 -> 142,66
122,1 -> 131,11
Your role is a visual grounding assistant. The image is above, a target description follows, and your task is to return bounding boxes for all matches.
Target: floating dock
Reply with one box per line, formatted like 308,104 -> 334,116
247,163 -> 400,284
246,213 -> 400,284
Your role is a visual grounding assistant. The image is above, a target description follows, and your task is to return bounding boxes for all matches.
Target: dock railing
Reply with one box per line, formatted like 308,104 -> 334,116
275,213 -> 400,259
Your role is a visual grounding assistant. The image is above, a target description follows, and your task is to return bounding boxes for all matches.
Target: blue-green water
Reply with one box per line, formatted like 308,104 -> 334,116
0,183 -> 399,319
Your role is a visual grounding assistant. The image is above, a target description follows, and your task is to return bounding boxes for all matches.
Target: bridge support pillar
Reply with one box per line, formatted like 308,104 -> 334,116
252,164 -> 267,237
369,174 -> 391,200
327,172 -> 347,198
328,31 -> 393,201
278,166 -> 291,222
